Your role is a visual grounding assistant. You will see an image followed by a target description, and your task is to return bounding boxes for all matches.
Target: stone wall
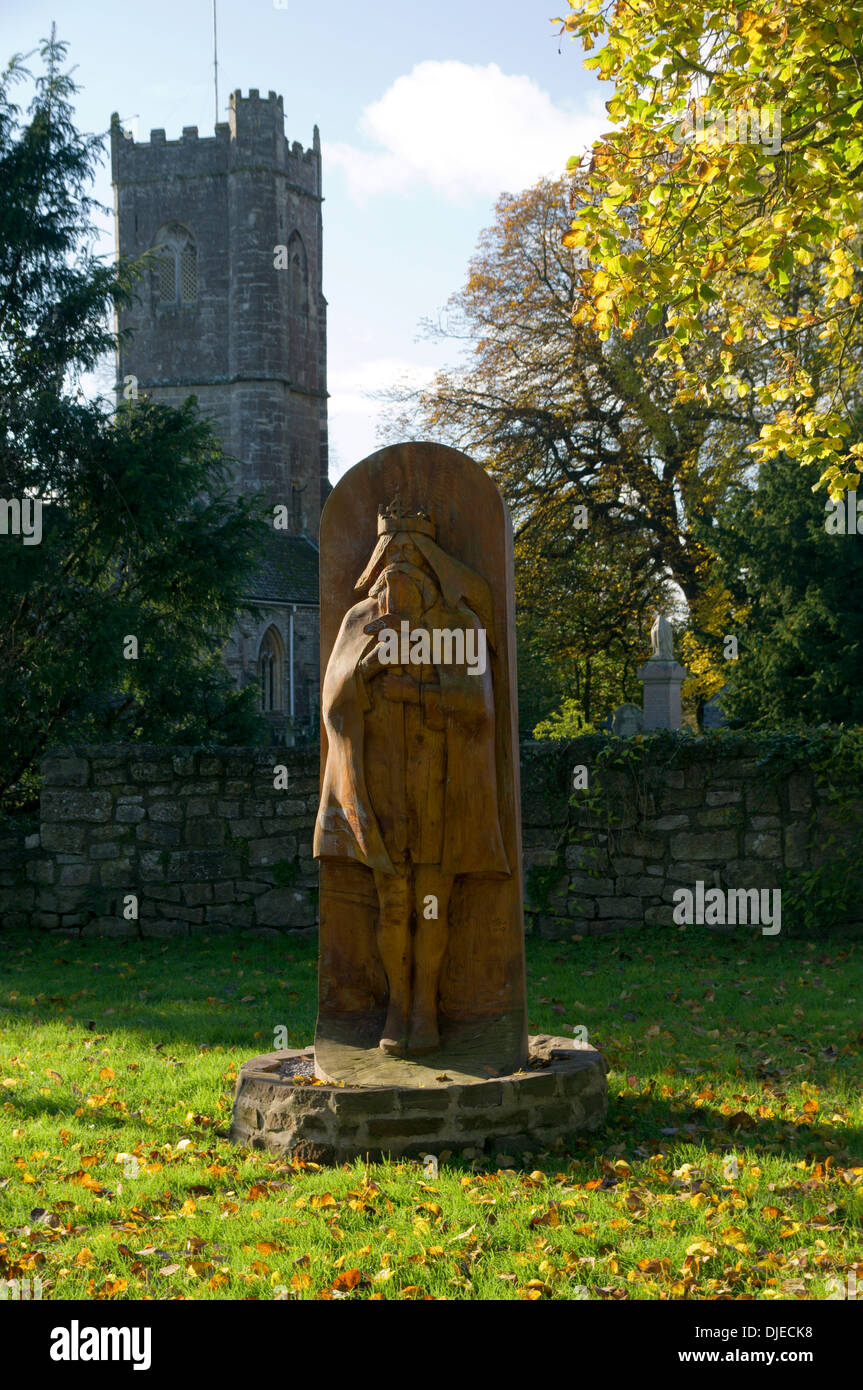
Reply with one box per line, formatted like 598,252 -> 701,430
1,735 -> 860,937
5,745 -> 319,938
520,737 -> 863,938
0,829 -> 38,931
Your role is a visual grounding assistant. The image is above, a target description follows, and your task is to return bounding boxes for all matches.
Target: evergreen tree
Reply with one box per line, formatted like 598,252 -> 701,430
0,32 -> 268,816
711,450 -> 863,726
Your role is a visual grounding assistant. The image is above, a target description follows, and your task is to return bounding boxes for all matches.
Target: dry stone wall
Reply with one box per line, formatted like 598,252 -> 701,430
1,736 -> 859,936
520,737 -> 862,938
3,745 -> 318,937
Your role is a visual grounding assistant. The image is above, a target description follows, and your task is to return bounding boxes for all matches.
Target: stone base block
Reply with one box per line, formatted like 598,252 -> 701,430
229,1035 -> 608,1163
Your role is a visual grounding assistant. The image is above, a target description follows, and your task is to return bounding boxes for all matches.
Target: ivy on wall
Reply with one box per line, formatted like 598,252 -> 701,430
524,728 -> 863,936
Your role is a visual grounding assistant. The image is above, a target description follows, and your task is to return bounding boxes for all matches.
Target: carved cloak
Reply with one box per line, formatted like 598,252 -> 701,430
314,576 -> 510,880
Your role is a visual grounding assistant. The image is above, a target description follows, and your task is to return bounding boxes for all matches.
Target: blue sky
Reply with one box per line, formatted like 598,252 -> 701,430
4,0 -> 606,478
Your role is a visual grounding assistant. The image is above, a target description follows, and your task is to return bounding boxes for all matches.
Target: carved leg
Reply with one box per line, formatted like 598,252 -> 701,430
409,867 -> 454,1054
373,868 -> 412,1056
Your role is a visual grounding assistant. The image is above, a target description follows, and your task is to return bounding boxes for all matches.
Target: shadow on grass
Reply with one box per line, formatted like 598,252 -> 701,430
0,929 -> 319,1050
605,1091 -> 863,1164
1,927 -> 861,1170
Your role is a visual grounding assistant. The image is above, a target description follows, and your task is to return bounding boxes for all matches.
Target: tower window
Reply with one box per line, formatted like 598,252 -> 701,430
157,254 -> 175,303
152,223 -> 198,309
258,626 -> 284,713
180,242 -> 197,303
288,230 -> 309,315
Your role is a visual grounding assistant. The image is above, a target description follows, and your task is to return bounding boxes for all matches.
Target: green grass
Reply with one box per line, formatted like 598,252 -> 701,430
0,927 -> 861,1301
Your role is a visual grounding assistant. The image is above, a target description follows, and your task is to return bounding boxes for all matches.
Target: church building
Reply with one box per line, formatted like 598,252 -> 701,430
110,89 -> 328,741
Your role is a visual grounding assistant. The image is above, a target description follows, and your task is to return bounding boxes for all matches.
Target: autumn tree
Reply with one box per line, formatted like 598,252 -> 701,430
514,495 -> 677,733
381,176 -> 774,726
556,0 -> 863,500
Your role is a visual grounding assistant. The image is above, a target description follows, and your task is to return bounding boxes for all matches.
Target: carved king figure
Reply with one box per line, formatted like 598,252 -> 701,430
314,498 -> 510,1057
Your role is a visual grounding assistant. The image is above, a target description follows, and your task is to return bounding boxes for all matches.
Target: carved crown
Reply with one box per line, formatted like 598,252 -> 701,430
377,497 -> 436,539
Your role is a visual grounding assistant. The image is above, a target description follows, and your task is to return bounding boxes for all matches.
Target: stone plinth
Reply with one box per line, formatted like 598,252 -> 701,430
636,659 -> 688,731
230,1036 -> 608,1163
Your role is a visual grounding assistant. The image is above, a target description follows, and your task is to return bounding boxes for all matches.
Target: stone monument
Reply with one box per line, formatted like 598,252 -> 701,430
637,613 -> 688,731
230,443 -> 608,1162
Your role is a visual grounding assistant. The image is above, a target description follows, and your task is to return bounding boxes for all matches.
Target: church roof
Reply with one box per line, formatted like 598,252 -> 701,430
246,531 -> 319,606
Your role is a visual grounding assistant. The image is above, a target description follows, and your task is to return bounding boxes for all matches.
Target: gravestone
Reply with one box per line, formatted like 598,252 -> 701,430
611,702 -> 644,738
314,442 -> 527,1084
703,689 -> 729,730
230,442 -> 608,1161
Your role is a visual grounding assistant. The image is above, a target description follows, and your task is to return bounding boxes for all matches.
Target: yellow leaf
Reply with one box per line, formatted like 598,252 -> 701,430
685,1240 -> 718,1258
97,1278 -> 127,1298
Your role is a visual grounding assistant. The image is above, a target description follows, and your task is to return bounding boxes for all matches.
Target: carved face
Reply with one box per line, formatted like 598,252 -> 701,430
383,534 -> 423,568
378,533 -> 437,618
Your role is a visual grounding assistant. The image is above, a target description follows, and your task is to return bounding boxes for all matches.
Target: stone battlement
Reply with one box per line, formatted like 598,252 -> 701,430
111,89 -> 320,188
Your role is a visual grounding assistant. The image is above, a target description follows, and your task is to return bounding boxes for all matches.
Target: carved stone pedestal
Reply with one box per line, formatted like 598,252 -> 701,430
229,1036 -> 608,1164
637,659 -> 688,731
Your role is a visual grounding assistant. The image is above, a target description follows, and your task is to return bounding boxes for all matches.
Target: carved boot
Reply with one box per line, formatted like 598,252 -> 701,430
379,1004 -> 409,1057
408,1010 -> 440,1056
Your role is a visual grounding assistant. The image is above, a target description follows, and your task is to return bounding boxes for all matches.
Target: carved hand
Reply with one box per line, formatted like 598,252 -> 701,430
359,644 -> 388,680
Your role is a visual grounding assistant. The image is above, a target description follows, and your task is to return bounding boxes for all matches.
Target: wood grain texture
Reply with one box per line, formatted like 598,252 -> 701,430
313,442 -> 528,1084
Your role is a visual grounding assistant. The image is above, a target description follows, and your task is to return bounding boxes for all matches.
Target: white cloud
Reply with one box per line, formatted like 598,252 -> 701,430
327,357 -> 440,479
327,357 -> 438,418
325,61 -> 604,204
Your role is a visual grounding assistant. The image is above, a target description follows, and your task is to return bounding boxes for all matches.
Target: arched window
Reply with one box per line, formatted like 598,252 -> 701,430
288,230 -> 309,315
258,626 -> 284,713
152,223 -> 197,309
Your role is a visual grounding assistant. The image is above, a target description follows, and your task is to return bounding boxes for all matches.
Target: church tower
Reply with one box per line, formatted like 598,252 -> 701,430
110,89 -> 327,739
